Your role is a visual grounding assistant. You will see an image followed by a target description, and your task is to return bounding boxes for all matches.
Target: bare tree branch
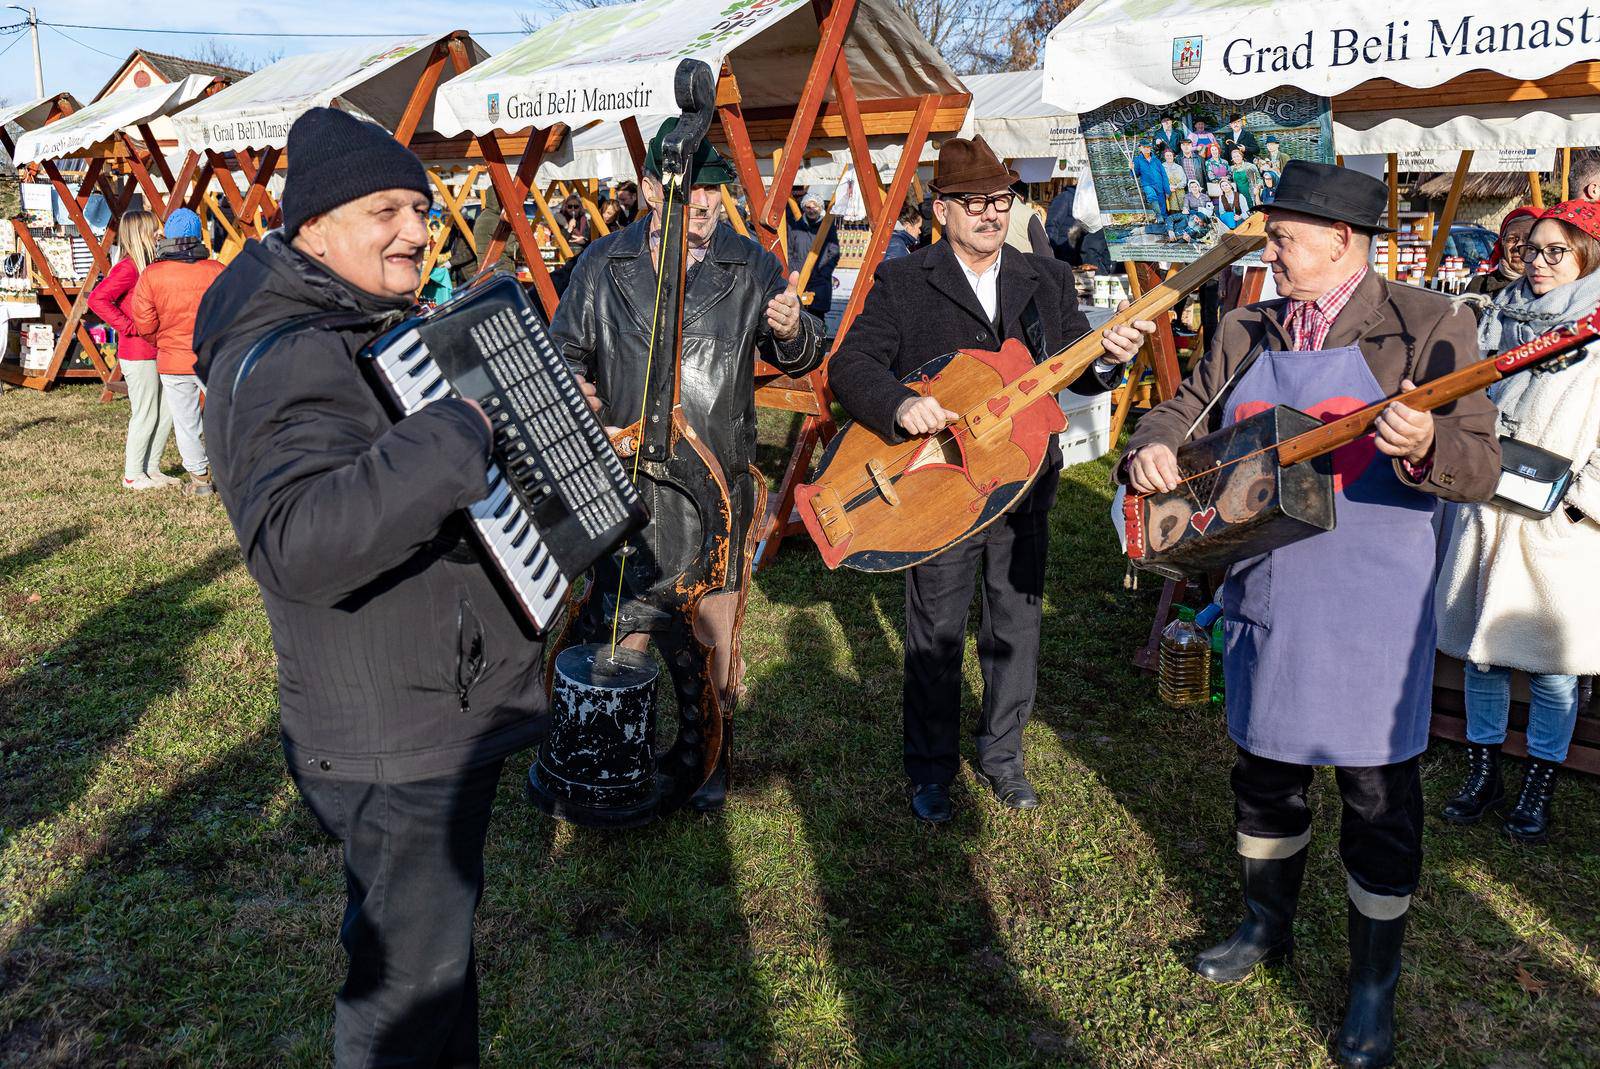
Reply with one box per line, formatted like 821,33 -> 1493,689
183,39 -> 282,73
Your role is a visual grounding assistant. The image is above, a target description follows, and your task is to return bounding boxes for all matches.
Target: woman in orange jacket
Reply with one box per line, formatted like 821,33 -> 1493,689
131,209 -> 225,497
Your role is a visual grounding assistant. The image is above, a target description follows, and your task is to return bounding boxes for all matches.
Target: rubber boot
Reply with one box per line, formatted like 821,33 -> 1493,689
1194,847 -> 1307,983
1440,743 -> 1504,825
1336,901 -> 1407,1069
1503,757 -> 1559,845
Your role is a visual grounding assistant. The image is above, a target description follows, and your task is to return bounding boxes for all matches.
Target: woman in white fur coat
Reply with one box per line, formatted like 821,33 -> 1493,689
1435,200 -> 1600,845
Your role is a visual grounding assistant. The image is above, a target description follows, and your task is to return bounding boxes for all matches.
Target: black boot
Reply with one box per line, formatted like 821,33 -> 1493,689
1336,902 -> 1406,1069
1503,758 -> 1560,844
1440,743 -> 1504,825
1194,848 -> 1307,982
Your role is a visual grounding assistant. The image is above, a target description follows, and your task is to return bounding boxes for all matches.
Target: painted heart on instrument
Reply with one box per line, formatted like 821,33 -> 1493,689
1190,506 -> 1218,533
988,396 -> 1011,417
1234,395 -> 1377,493
1018,378 -> 1038,395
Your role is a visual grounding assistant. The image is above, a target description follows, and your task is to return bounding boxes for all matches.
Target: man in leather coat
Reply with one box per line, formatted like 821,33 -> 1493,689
550,121 -> 823,808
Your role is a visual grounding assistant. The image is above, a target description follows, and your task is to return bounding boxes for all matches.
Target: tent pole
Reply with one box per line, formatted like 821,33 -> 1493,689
620,115 -> 647,183
760,0 -> 860,232
1563,147 -> 1572,200
1385,153 -> 1399,282
719,186 -> 749,236
1528,170 -> 1544,210
1426,150 -> 1473,279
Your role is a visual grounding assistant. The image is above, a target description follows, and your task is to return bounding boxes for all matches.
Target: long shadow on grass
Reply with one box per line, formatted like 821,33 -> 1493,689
0,727 -> 317,1064
0,523 -> 87,587
0,547 -> 237,830
740,591 -> 1083,1065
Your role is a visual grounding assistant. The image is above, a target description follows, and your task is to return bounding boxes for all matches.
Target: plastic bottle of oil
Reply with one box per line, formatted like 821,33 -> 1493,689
1159,603 -> 1222,707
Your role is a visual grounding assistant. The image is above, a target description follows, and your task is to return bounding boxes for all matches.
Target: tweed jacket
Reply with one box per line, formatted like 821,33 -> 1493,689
1125,270 -> 1501,503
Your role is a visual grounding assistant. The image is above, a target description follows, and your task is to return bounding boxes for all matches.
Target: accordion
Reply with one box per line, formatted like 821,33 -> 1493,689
360,275 -> 648,631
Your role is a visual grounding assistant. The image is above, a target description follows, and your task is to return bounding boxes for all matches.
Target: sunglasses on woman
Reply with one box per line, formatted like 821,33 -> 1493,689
943,192 -> 1016,216
1516,242 -> 1574,267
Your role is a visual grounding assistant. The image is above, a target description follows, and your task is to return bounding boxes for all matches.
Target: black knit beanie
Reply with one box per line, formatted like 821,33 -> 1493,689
280,107 -> 431,238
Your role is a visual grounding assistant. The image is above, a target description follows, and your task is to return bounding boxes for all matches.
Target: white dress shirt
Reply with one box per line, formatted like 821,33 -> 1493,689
956,247 -> 1003,323
952,245 -> 1117,374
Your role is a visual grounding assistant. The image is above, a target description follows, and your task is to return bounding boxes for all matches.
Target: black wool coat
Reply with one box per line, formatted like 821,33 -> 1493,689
194,234 -> 547,784
827,240 -> 1114,499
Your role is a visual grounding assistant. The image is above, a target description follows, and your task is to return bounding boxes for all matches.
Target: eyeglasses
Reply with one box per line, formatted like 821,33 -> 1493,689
944,192 -> 1015,216
1516,242 -> 1573,266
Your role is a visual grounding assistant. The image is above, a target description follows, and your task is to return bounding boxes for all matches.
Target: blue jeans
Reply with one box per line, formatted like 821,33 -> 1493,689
1463,663 -> 1580,763
1140,183 -> 1169,223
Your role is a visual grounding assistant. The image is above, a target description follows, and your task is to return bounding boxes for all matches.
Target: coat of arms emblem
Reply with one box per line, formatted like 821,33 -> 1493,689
487,93 -> 500,124
1172,36 -> 1203,85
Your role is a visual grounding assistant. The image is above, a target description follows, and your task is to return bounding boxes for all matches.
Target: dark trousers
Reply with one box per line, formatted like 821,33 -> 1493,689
1232,748 -> 1424,898
292,758 -> 505,1069
903,500 -> 1050,786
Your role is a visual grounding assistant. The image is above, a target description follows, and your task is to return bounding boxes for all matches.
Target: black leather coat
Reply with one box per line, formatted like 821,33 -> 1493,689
551,217 -> 823,555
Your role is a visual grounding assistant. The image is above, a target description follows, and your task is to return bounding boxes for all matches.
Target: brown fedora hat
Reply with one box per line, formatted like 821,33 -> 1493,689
930,135 -> 1018,196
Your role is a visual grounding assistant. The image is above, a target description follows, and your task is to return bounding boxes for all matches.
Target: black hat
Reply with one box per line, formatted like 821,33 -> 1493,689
280,107 -> 431,238
1262,159 -> 1394,233
643,117 -> 737,186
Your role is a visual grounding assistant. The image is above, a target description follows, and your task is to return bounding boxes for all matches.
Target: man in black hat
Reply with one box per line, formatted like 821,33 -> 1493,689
549,118 -> 823,809
193,108 -> 589,1066
1120,159 -> 1499,1069
1224,113 -> 1262,161
829,135 -> 1154,824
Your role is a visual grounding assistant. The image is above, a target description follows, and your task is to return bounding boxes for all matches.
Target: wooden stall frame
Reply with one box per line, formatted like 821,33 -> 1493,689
0,84 -> 229,394
457,3 -> 967,569
188,32 -> 480,263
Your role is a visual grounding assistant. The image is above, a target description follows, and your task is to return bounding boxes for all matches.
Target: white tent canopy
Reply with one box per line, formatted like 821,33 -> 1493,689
13,76 -> 212,165
1044,0 -> 1600,154
172,35 -> 490,155
1045,0 -> 1600,112
435,0 -> 964,136
1336,95 -> 1600,155
0,93 -> 80,137
962,70 -> 1086,166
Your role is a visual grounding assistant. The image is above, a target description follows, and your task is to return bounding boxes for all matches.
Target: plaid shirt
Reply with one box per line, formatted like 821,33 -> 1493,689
1284,266 -> 1368,351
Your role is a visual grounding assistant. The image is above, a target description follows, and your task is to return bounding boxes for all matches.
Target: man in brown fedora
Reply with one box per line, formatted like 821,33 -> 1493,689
829,135 -> 1155,824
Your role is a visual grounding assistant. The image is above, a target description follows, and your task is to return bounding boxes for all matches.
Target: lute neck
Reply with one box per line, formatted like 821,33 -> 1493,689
1275,314 -> 1597,467
961,214 -> 1268,442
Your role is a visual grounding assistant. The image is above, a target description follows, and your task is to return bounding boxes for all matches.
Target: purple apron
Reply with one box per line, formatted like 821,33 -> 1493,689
1220,344 -> 1438,767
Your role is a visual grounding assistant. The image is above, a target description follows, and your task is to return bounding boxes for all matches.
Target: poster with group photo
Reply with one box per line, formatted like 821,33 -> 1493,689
1080,88 -> 1334,263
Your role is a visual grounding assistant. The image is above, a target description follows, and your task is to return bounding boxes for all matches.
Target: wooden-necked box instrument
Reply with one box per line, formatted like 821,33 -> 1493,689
1124,406 -> 1335,580
1123,308 -> 1600,579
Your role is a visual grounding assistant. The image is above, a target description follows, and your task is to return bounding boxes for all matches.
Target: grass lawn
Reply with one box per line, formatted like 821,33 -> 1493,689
1,388 -> 1597,1068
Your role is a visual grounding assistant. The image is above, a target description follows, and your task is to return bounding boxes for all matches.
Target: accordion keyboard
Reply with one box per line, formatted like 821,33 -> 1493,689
362,276 -> 645,632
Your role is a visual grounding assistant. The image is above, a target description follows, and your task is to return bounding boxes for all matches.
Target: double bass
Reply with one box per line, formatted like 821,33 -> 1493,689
796,215 -> 1269,572
532,59 -> 737,826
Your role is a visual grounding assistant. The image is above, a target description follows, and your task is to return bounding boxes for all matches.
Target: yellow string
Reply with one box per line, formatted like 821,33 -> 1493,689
609,177 -> 680,658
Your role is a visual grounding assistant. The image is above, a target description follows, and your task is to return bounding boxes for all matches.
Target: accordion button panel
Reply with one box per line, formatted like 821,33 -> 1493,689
358,277 -> 647,633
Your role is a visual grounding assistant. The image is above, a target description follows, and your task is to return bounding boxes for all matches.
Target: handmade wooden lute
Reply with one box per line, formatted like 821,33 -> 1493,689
796,214 -> 1269,572
1124,306 -> 1600,579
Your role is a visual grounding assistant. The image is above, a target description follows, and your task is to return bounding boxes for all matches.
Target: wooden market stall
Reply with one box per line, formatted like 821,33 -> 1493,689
5,75 -> 228,393
1044,0 -> 1600,769
168,33 -> 494,267
432,0 -> 970,569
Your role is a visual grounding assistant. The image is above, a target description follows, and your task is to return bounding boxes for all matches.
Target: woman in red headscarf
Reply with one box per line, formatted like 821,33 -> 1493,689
1465,205 -> 1541,299
1436,198 -> 1600,845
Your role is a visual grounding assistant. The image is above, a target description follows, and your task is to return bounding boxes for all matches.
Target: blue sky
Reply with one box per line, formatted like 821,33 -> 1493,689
0,2 -> 550,105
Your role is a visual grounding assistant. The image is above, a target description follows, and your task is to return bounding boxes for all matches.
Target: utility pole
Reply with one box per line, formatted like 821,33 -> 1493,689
26,7 -> 41,98
6,5 -> 43,97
